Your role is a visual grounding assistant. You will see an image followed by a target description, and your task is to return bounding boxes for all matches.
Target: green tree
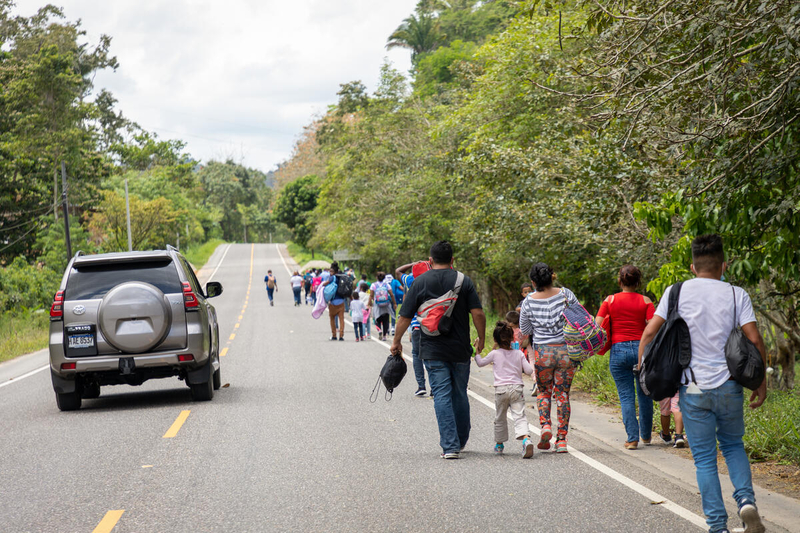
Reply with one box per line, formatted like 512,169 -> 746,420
274,175 -> 320,249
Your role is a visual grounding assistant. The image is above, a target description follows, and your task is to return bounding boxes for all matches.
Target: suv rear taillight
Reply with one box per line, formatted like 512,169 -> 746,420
50,290 -> 65,320
182,282 -> 199,310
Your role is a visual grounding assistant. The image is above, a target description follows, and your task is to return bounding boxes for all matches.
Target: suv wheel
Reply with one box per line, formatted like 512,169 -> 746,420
213,364 -> 221,391
56,390 -> 82,411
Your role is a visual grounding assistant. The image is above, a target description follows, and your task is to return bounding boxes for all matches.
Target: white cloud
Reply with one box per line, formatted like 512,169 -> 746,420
12,0 -> 417,171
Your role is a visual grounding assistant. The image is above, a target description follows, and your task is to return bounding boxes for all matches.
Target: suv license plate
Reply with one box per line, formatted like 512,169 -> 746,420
68,334 -> 95,349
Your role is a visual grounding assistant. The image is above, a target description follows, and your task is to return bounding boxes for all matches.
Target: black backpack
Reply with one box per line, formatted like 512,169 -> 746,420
639,282 -> 694,401
335,273 -> 354,299
370,355 -> 407,402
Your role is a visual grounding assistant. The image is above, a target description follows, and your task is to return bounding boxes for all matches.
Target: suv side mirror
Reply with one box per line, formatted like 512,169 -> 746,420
206,281 -> 223,298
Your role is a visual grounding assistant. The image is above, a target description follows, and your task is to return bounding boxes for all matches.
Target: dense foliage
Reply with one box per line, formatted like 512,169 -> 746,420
274,0 -> 799,388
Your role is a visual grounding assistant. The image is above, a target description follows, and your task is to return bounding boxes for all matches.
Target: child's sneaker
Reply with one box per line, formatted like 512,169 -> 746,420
659,431 -> 672,444
673,434 -> 687,448
354,338 -> 359,343
522,438 -> 534,458
440,451 -> 460,460
538,426 -> 552,450
494,443 -> 504,454
555,440 -> 568,453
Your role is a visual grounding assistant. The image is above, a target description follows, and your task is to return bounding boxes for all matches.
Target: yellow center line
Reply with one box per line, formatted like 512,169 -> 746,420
234,323 -> 240,329
92,510 -> 124,533
220,347 -> 229,357
238,315 -> 243,320
229,333 -> 236,340
163,410 -> 191,438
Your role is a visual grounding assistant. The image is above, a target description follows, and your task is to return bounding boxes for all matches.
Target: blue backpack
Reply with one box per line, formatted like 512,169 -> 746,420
323,278 -> 338,303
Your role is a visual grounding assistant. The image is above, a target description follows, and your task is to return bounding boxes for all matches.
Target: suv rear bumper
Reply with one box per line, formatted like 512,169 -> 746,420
50,349 -> 216,391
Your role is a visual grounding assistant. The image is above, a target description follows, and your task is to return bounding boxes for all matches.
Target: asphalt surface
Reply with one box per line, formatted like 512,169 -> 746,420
0,243 -> 794,532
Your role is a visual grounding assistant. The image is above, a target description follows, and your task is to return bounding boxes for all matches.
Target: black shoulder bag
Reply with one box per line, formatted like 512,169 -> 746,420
724,286 -> 765,390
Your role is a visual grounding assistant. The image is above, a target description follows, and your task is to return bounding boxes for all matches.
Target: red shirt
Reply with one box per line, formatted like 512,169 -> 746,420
597,292 -> 655,344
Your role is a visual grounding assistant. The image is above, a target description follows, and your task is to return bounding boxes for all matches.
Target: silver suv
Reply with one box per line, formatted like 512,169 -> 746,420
49,245 -> 223,411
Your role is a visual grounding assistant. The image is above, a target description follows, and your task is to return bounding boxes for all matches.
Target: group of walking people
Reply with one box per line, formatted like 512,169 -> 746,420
273,235 -> 768,533
391,236 -> 767,533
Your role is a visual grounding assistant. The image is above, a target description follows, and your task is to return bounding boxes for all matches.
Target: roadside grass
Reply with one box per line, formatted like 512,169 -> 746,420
744,387 -> 800,465
285,241 -> 332,269
571,355 -> 620,405
0,309 -> 49,363
184,239 -> 226,270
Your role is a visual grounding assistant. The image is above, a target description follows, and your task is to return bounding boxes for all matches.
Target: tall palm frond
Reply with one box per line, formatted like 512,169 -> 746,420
385,12 -> 444,61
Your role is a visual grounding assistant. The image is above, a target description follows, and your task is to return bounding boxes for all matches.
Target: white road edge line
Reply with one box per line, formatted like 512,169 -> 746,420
351,319 -> 705,530
276,243 -> 292,274
284,247 -> 705,529
0,364 -> 49,390
205,243 -> 233,283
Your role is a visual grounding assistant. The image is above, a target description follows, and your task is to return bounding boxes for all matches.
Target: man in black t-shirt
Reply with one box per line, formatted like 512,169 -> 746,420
391,241 -> 486,459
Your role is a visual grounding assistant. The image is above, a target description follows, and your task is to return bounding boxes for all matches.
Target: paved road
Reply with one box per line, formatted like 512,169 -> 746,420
0,243 -> 793,532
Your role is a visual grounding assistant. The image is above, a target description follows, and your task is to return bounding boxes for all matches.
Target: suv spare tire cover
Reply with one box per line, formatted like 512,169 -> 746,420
98,281 -> 173,353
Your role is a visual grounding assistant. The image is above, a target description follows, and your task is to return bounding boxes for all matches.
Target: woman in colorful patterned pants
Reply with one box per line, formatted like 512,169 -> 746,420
520,262 -> 580,453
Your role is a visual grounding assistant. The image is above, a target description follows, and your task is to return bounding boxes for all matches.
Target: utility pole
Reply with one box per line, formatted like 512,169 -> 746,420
125,179 -> 133,252
60,162 -> 72,259
54,169 -> 58,223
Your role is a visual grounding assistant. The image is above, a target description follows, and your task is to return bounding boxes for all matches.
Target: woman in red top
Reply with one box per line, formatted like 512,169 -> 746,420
595,265 -> 655,450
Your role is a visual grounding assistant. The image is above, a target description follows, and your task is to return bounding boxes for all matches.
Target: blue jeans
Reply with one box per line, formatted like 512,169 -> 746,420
423,359 -> 471,453
411,329 -> 426,390
680,381 -> 755,533
292,287 -> 301,305
266,288 -> 274,302
609,340 -> 653,442
353,321 -> 364,339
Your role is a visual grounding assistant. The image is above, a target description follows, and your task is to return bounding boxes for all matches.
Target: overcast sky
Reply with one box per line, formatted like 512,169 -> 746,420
12,0 -> 417,172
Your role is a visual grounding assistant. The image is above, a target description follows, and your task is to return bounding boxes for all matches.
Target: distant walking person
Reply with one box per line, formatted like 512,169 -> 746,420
396,261 -> 428,396
639,234 -> 767,533
594,265 -> 655,450
369,272 -> 396,341
349,291 -> 366,341
321,262 -> 349,341
303,270 -> 313,304
519,262 -> 578,454
264,270 -> 278,306
290,271 -> 303,306
392,241 -> 486,459
474,321 -> 535,458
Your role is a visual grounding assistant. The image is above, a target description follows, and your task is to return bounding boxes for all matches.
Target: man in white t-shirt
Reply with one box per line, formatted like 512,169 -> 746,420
639,234 -> 767,533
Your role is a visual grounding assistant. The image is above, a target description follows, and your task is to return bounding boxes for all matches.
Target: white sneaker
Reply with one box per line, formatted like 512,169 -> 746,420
440,452 -> 460,459
738,503 -> 765,533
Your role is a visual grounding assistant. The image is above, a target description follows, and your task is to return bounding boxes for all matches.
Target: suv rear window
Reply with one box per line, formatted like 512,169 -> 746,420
65,260 -> 182,300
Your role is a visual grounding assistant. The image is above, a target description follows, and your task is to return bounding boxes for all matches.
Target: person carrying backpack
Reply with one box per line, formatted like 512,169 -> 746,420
264,270 -> 278,306
391,241 -> 486,460
638,234 -> 767,533
396,260 -> 430,396
321,262 -> 350,341
369,272 -> 396,341
519,262 -> 579,454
